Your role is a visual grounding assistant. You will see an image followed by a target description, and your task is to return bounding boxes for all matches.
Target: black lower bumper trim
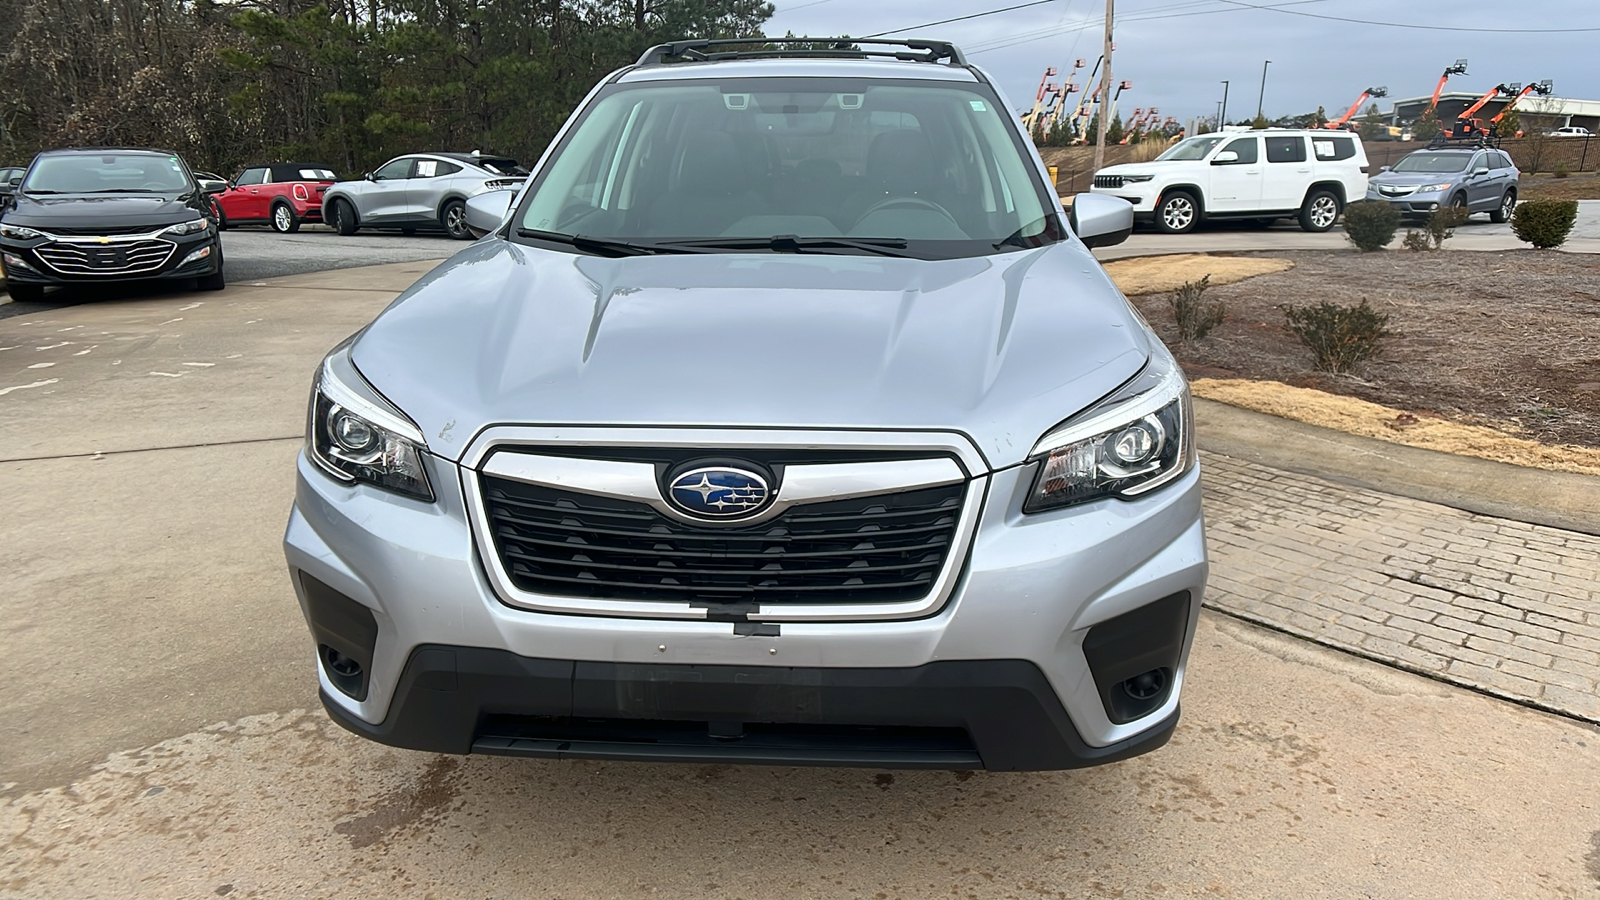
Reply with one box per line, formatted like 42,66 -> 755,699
319,645 -> 1179,771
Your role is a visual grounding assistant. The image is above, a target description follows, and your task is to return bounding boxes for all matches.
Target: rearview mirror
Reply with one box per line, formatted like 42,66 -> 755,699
1210,150 -> 1239,164
463,190 -> 513,238
1069,193 -> 1133,249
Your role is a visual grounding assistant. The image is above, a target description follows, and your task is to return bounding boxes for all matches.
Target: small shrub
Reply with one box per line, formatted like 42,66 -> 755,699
1342,200 -> 1401,251
1167,274 -> 1226,342
1554,162 -> 1571,179
1403,205 -> 1468,251
1511,198 -> 1579,248
1283,299 -> 1391,373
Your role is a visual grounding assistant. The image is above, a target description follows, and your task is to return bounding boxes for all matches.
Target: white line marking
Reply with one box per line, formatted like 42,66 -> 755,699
225,354 -> 242,359
0,379 -> 58,396
182,362 -> 215,368
27,362 -> 54,369
0,346 -> 16,352
34,342 -> 72,350
178,302 -> 203,311
148,371 -> 185,378
73,347 -> 97,356
56,326 -> 81,332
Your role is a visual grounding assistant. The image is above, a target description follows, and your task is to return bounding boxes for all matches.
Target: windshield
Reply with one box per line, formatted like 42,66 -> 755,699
1392,152 -> 1472,174
512,77 -> 1061,258
1156,136 -> 1227,161
23,153 -> 191,193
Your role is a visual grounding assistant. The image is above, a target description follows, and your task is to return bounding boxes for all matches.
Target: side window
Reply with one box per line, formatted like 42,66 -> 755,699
1265,137 -> 1307,164
234,167 -> 268,186
1496,152 -> 1515,170
1218,138 -> 1258,164
435,161 -> 462,176
1312,136 -> 1356,161
374,158 -> 413,180
414,159 -> 439,178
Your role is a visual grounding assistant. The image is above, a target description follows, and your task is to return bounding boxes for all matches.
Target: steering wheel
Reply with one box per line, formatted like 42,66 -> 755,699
854,195 -> 961,229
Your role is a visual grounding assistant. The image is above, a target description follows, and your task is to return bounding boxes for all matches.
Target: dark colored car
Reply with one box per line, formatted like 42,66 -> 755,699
0,166 -> 24,211
213,162 -> 339,233
0,148 -> 226,302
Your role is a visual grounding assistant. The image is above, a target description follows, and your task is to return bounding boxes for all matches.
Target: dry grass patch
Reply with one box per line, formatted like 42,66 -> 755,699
1193,378 -> 1600,476
1105,254 -> 1293,298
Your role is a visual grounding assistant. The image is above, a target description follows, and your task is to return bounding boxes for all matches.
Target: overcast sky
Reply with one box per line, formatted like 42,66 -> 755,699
765,0 -> 1600,123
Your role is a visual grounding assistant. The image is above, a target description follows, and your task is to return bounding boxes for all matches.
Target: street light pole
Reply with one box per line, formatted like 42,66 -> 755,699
1255,60 -> 1271,121
1220,79 -> 1230,127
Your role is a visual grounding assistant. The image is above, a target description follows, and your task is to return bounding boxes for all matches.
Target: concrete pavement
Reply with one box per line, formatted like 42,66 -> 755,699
6,259 -> 1600,896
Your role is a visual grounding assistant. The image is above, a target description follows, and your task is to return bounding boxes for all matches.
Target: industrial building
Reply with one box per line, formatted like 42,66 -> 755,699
1387,91 -> 1600,133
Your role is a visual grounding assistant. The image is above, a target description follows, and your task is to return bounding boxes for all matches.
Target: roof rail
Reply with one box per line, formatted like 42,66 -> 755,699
636,37 -> 967,67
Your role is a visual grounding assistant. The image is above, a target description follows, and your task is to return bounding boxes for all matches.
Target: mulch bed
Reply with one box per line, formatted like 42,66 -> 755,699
1127,249 -> 1600,447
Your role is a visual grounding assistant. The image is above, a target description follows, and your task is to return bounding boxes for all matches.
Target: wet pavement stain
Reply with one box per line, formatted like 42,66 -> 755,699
332,756 -> 461,849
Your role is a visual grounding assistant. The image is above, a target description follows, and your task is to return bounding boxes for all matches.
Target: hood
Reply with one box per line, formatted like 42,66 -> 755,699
1368,170 -> 1465,187
2,193 -> 202,229
351,240 -> 1151,469
1095,161 -> 1179,176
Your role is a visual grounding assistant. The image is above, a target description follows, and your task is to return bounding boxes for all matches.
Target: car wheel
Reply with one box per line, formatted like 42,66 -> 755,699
441,199 -> 472,240
1154,191 -> 1199,234
331,199 -> 359,236
1298,189 -> 1340,232
6,282 -> 45,302
195,249 -> 226,291
1491,190 -> 1516,224
271,202 -> 300,234
211,199 -> 228,231
1450,193 -> 1470,220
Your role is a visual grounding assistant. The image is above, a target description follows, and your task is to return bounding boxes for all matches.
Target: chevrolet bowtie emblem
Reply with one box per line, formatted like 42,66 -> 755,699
97,237 -> 111,244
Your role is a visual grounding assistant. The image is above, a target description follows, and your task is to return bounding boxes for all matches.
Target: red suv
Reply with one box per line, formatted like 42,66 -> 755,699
213,163 -> 338,233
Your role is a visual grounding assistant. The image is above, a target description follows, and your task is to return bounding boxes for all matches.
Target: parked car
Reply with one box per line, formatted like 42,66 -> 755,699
0,165 -> 24,211
1366,146 -> 1518,222
1548,126 -> 1593,137
210,162 -> 338,233
1089,128 -> 1370,233
321,152 -> 526,239
283,37 -> 1205,772
0,148 -> 225,301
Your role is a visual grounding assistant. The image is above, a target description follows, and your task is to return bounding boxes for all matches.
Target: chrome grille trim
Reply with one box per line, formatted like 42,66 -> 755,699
35,239 -> 176,275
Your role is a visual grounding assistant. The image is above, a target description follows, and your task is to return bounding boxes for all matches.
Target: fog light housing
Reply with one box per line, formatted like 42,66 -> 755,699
2,251 -> 35,272
180,245 -> 212,266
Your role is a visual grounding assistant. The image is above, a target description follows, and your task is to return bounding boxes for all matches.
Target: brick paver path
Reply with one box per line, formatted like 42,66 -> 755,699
1201,452 -> 1600,722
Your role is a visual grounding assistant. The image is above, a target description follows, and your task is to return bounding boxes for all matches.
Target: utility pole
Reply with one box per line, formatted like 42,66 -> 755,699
1256,59 -> 1271,120
1220,79 -> 1230,128
1092,0 -> 1113,171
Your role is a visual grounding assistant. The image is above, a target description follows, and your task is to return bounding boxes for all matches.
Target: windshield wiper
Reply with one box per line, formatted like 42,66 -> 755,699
515,229 -> 682,257
83,188 -> 167,194
658,235 -> 911,257
995,219 -> 1052,251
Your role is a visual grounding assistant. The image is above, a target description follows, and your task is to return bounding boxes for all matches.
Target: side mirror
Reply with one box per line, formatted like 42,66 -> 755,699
1069,193 -> 1133,249
365,172 -> 377,182
1210,150 -> 1239,165
463,190 -> 513,238
0,182 -> 15,197
1473,166 -> 1490,176
1380,165 -> 1391,172
199,179 -> 229,195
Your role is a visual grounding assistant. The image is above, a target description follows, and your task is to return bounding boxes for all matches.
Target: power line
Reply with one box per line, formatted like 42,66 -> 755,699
964,0 -> 1324,54
863,0 -> 1060,39
1213,0 -> 1600,33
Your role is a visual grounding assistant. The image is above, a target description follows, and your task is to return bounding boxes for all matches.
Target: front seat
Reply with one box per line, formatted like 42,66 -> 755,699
648,131 -> 766,237
844,129 -> 942,222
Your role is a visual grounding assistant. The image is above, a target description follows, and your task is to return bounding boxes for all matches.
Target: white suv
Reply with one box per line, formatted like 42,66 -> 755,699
1090,129 -> 1369,234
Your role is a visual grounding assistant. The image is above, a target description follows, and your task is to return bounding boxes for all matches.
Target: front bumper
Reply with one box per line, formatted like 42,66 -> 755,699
1367,189 -> 1448,216
1,229 -> 220,285
284,439 -> 1208,770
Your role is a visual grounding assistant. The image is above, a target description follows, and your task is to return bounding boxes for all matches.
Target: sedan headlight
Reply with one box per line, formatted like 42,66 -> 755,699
0,223 -> 44,240
1418,182 -> 1453,193
160,218 -> 210,237
307,349 -> 433,501
1023,357 -> 1194,513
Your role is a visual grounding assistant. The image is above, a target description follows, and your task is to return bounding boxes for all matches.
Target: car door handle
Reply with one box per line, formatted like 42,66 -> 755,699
1245,169 -> 1261,174
1296,168 -> 1310,173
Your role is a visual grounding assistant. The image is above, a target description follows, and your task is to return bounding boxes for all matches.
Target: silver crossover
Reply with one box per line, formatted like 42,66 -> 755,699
321,152 -> 526,239
284,38 -> 1207,771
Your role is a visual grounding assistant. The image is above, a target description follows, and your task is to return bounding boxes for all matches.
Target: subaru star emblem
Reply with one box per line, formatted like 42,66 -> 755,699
667,466 -> 770,519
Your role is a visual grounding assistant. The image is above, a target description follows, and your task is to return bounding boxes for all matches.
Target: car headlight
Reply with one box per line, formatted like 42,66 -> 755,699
160,218 -> 210,237
1120,174 -> 1155,183
1418,182 -> 1453,193
1023,357 -> 1194,513
307,348 -> 434,501
0,223 -> 43,240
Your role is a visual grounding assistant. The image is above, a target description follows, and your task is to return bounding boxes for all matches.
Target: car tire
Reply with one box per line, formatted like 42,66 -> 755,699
6,282 -> 45,302
1298,189 -> 1340,232
1450,193 -> 1470,221
195,255 -> 226,291
1154,191 -> 1199,234
331,199 -> 359,236
211,199 -> 228,231
271,202 -> 301,234
441,199 -> 472,240
1491,190 -> 1516,224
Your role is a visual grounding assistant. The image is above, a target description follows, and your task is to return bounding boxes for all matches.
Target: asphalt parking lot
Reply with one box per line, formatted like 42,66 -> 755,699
4,240 -> 1600,897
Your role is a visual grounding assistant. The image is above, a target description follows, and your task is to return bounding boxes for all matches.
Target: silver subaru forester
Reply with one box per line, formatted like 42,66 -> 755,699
283,38 -> 1207,771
